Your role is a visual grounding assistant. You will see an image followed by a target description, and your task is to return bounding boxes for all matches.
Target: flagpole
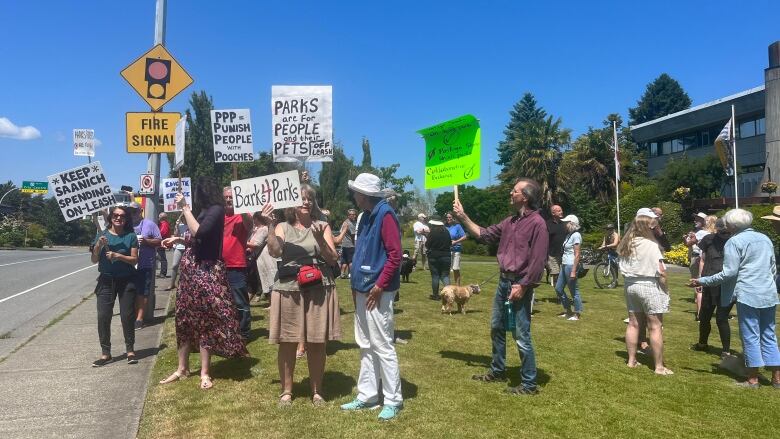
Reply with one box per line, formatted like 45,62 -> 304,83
613,121 -> 621,235
732,104 -> 739,209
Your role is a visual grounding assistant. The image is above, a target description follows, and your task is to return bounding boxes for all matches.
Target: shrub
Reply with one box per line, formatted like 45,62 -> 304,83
664,243 -> 689,266
461,238 -> 490,256
26,223 -> 48,248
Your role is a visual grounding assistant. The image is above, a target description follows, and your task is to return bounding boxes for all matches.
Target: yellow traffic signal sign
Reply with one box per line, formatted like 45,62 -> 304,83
126,112 -> 181,153
120,44 -> 193,111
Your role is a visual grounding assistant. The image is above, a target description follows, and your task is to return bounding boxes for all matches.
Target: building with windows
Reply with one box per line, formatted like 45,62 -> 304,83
631,41 -> 780,199
631,86 -> 766,197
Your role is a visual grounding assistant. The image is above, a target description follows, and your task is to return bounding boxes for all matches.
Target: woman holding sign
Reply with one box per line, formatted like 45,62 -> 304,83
261,184 -> 341,406
160,176 -> 248,390
90,206 -> 139,367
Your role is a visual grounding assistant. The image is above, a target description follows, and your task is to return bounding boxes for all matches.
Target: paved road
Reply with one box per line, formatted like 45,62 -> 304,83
0,248 -> 98,359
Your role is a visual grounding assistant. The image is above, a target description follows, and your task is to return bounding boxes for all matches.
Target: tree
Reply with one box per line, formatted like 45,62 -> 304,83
628,73 -> 692,126
434,184 -> 512,228
655,154 -> 726,200
319,145 -> 357,223
502,115 -> 570,207
360,137 -> 372,170
496,93 -> 547,173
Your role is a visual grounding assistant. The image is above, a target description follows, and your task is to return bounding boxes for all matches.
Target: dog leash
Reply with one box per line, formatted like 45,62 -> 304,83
477,271 -> 500,287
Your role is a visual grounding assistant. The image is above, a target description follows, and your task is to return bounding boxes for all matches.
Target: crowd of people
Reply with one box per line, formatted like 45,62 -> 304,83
87,172 -> 780,423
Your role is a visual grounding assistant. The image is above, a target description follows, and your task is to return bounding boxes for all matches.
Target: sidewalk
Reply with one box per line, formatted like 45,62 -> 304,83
0,281 -> 171,439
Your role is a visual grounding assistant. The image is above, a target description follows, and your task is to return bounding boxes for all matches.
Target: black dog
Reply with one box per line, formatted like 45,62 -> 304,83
400,250 -> 416,282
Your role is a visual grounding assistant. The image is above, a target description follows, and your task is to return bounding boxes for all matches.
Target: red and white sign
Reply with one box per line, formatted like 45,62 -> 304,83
139,173 -> 155,195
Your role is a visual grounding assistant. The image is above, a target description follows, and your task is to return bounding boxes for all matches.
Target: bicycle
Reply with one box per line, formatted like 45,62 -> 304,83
593,251 -> 619,289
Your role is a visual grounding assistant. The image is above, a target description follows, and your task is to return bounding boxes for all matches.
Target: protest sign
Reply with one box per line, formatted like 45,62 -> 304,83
162,177 -> 192,213
230,170 -> 302,215
48,161 -> 115,222
73,129 -> 95,157
271,86 -> 332,162
174,116 -> 186,170
211,109 -> 254,163
418,114 -> 481,190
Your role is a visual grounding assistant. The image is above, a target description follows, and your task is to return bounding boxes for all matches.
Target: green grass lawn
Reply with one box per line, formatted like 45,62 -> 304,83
139,256 -> 780,438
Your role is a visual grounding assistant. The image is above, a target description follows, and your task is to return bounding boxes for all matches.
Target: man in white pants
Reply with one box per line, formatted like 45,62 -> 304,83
341,173 -> 403,421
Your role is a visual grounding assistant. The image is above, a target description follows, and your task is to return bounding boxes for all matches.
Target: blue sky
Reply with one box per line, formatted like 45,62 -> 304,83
1,0 -> 778,195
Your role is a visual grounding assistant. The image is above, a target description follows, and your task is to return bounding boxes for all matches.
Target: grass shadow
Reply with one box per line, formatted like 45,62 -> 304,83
288,371 -> 357,400
395,329 -> 415,341
210,356 -> 260,382
401,377 -> 419,399
507,367 -> 551,387
439,350 -> 491,368
614,350 -> 656,372
248,326 -> 269,342
326,340 -> 359,355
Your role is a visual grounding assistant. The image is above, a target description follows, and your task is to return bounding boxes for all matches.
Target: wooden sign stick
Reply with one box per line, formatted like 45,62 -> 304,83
454,185 -> 459,203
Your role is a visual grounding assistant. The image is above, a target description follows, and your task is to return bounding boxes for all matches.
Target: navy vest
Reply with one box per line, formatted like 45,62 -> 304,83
350,199 -> 401,293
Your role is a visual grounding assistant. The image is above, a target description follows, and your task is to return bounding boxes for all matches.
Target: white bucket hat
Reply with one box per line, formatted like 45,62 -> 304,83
561,214 -> 580,226
348,173 -> 385,198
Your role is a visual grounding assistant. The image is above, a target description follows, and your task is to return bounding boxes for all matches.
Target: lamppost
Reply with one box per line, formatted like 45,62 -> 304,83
0,187 -> 20,206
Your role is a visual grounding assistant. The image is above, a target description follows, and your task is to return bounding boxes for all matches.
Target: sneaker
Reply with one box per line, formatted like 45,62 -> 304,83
340,398 -> 379,411
623,317 -> 630,324
378,404 -> 402,421
505,385 -> 539,396
394,337 -> 409,345
92,356 -> 112,367
567,315 -> 580,321
690,343 -> 708,352
734,381 -> 760,389
134,320 -> 144,331
556,312 -> 569,318
471,371 -> 507,382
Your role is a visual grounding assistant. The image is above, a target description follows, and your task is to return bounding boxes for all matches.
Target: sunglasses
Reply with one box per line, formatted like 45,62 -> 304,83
111,214 -> 127,219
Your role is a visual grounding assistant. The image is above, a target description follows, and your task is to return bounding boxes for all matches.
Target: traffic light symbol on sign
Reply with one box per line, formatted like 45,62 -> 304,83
145,58 -> 171,99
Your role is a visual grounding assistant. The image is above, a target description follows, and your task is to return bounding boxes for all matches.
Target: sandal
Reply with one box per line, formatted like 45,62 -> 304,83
200,375 -> 213,390
312,392 -> 325,406
296,350 -> 306,359
92,356 -> 112,367
471,371 -> 507,382
654,367 -> 674,376
627,360 -> 642,368
159,370 -> 189,384
278,391 -> 293,408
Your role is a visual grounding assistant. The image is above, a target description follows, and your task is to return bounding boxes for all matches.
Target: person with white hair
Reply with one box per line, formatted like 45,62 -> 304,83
691,208 -> 780,388
412,213 -> 430,270
554,214 -> 584,321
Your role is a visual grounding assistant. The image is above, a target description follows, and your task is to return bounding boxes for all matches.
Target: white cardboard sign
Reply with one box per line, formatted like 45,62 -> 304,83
48,161 -> 115,222
271,86 -> 332,162
73,129 -> 95,157
230,170 -> 302,215
211,109 -> 254,163
162,177 -> 192,213
174,116 -> 186,170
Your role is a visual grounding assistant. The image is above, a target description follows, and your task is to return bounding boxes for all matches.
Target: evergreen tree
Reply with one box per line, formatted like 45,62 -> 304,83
496,93 -> 547,173
628,73 -> 692,126
319,144 -> 357,223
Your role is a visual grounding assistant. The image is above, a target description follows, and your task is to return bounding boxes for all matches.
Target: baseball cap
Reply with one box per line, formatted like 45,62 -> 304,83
636,208 -> 658,219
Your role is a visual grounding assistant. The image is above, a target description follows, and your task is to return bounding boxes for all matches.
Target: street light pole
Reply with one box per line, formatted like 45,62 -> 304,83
145,0 -> 166,221
0,187 -> 20,206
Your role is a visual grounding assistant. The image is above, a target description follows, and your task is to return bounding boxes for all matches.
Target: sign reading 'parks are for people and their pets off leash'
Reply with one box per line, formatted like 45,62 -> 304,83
418,114 -> 481,189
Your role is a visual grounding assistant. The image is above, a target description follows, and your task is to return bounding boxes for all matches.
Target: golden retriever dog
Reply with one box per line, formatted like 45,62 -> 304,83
441,284 -> 481,315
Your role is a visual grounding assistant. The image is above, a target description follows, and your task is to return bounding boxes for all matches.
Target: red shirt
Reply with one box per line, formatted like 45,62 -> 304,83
222,214 -> 248,268
159,220 -> 171,239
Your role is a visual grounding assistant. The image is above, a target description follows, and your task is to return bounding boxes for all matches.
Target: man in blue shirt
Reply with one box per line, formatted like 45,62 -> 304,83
446,212 -> 467,286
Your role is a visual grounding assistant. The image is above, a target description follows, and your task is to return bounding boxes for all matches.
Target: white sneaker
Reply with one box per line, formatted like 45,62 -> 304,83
567,315 -> 580,321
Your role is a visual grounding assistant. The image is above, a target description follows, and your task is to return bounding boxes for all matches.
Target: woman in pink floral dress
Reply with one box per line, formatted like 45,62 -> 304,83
160,176 -> 248,390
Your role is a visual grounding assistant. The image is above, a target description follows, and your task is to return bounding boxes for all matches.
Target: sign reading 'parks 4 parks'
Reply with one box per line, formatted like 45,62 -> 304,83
230,170 -> 302,215
48,162 -> 115,222
418,114 -> 481,189
211,109 -> 254,163
271,86 -> 333,163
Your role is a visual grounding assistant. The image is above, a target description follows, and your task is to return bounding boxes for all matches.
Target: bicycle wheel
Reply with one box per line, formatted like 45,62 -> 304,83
593,262 -> 617,289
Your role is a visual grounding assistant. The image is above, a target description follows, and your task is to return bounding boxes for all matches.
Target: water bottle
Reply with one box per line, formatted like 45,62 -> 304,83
504,301 -> 516,332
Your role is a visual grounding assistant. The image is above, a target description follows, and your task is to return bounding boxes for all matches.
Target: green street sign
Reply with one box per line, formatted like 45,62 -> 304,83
418,114 -> 481,189
21,181 -> 48,194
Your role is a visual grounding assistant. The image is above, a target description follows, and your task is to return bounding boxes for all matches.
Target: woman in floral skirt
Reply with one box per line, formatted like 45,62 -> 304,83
159,176 -> 248,390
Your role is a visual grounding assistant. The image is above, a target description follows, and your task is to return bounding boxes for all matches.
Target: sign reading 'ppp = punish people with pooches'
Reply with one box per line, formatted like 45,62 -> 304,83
418,114 -> 481,189
48,162 -> 115,222
272,86 -> 333,163
211,109 -> 254,163
230,170 -> 302,215
162,178 -> 192,213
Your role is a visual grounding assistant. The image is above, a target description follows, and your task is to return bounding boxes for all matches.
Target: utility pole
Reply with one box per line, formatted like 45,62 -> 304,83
145,0 -> 166,221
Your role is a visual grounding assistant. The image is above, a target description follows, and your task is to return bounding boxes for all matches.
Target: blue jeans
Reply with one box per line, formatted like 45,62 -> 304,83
736,302 -> 780,368
490,277 -> 537,390
226,268 -> 251,338
428,255 -> 451,297
554,265 -> 583,313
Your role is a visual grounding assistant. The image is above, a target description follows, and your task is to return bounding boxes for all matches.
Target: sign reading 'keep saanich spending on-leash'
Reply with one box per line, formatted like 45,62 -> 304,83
48,162 -> 115,222
230,170 -> 302,215
418,114 -> 481,189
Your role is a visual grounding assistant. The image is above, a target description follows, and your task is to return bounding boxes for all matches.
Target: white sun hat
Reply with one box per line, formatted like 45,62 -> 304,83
348,173 -> 385,198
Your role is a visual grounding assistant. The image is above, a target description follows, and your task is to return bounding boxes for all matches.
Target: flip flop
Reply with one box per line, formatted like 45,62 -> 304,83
200,375 -> 213,390
159,370 -> 189,384
627,360 -> 642,368
654,367 -> 674,376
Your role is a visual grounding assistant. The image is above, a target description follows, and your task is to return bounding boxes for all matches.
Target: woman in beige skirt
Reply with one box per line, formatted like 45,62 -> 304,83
259,184 -> 341,406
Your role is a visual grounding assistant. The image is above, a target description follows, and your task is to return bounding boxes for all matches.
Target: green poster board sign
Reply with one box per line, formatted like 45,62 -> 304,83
418,114 -> 480,189
21,181 -> 49,194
